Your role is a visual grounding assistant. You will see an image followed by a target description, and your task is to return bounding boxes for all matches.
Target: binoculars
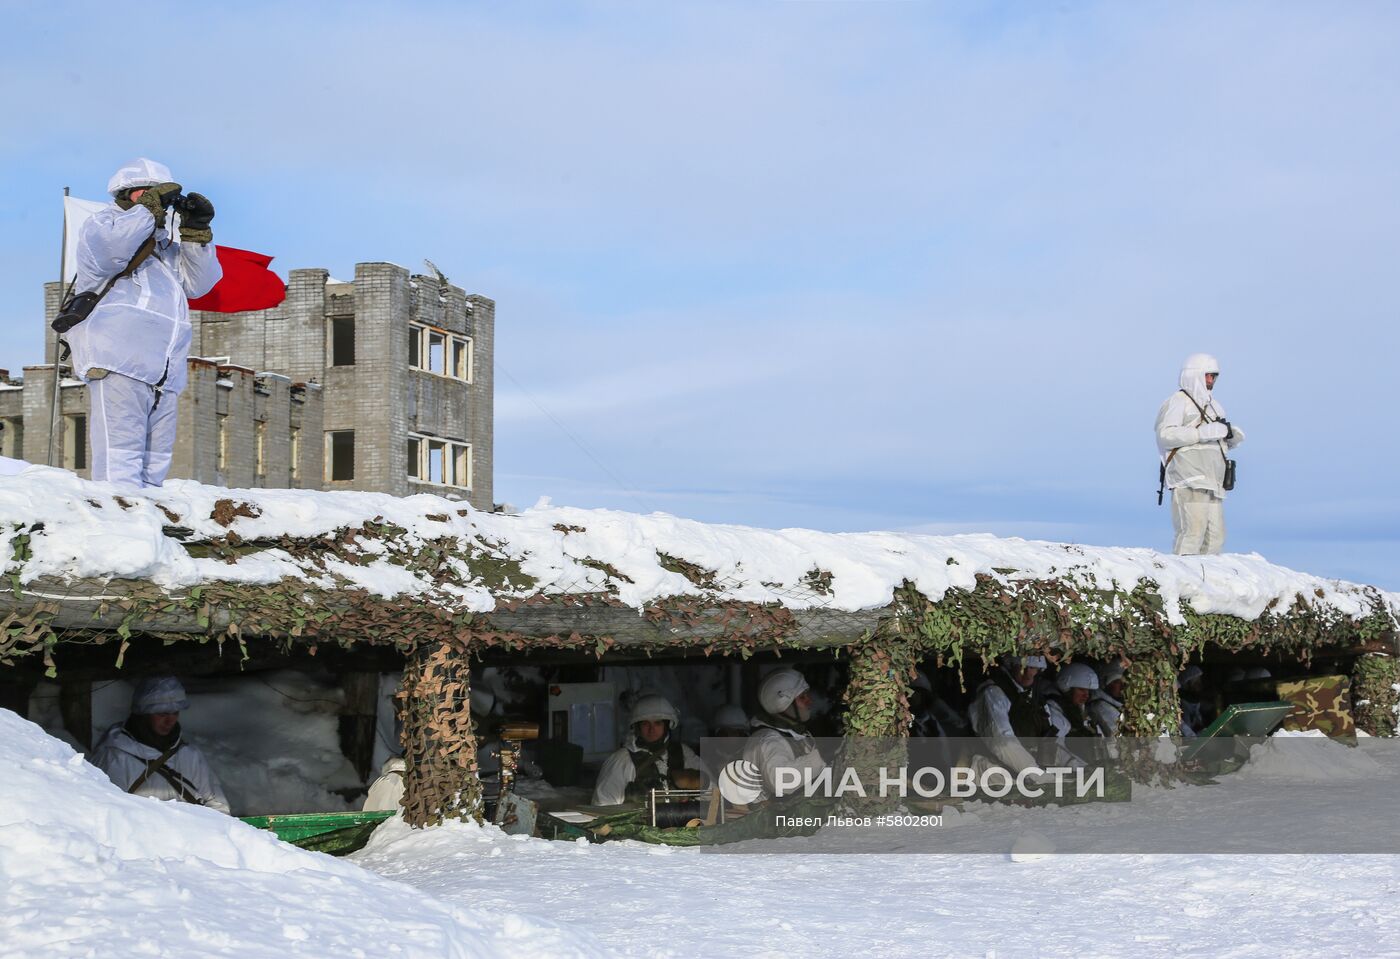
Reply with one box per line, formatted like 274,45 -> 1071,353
133,184 -> 191,211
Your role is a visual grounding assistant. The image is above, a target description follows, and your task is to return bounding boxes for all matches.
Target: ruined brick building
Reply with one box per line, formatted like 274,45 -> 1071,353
0,262 -> 494,510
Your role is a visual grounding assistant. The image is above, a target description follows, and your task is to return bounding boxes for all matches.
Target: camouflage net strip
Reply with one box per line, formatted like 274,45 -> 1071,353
1352,653 -> 1400,738
4,534 -> 1397,814
398,639 -> 482,827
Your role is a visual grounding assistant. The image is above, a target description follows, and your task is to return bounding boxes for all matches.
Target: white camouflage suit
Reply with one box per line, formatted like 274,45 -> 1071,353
591,732 -> 708,806
1154,353 -> 1245,555
90,723 -> 231,813
65,158 -> 222,489
742,721 -> 827,802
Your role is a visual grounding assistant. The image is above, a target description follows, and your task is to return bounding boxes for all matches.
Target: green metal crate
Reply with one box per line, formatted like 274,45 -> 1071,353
240,809 -> 396,856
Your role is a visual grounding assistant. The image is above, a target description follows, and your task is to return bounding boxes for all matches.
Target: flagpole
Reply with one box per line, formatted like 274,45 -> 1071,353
46,186 -> 69,467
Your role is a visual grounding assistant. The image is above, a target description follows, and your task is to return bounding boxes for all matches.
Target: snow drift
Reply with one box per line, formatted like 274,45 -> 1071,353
0,708 -> 601,959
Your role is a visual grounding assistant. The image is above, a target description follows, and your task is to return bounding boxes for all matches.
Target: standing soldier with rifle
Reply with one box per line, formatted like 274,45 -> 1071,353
52,158 -> 221,489
1155,353 -> 1246,555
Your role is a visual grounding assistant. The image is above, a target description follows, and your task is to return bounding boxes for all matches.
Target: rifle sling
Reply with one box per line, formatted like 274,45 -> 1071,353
128,739 -> 183,795
57,231 -> 159,332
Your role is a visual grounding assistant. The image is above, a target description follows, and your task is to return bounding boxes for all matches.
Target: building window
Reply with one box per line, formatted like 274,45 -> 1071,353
255,421 -> 267,477
406,433 -> 471,489
216,414 -> 228,471
327,430 -> 355,482
452,338 -> 471,380
330,316 -> 356,367
0,418 -> 21,460
428,331 -> 445,374
408,324 -> 472,382
289,427 -> 301,484
63,415 -> 86,471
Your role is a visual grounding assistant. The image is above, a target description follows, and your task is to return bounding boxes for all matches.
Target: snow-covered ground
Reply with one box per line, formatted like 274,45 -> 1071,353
353,737 -> 1400,957
357,821 -> 1400,958
0,708 -> 601,959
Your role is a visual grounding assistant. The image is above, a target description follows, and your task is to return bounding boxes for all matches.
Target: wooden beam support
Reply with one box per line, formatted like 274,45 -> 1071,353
0,576 -> 887,649
0,675 -> 36,719
339,671 -> 380,783
59,679 -> 93,751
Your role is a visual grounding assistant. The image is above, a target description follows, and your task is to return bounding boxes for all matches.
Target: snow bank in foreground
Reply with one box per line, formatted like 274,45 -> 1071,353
1235,729 -> 1384,781
0,709 -> 601,959
351,749 -> 1400,958
1,465 -> 1396,627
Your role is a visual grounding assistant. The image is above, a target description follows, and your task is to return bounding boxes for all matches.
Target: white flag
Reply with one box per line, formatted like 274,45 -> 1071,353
62,195 -> 109,285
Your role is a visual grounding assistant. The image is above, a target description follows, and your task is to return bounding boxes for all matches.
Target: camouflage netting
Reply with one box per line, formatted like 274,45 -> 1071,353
3,512 -> 1398,816
398,640 -> 482,827
1351,653 -> 1400,738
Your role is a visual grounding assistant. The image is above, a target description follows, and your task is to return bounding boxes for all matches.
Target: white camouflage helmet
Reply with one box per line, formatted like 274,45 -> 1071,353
108,157 -> 173,196
712,704 -> 748,729
1099,661 -> 1126,688
629,693 -> 680,727
758,668 -> 810,715
131,675 -> 189,715
1056,662 -> 1100,693
469,686 -> 496,717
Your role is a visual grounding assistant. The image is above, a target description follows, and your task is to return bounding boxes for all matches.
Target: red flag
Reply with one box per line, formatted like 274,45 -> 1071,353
188,246 -> 287,313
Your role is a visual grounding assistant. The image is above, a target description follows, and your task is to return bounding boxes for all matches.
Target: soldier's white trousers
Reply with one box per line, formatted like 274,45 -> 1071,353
88,372 -> 179,489
1171,487 -> 1225,555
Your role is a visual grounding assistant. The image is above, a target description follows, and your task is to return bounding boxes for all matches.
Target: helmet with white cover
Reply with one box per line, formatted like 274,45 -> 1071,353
712,704 -> 749,730
758,668 -> 809,715
1056,662 -> 1100,693
469,686 -> 496,717
1001,654 -> 1048,671
131,675 -> 190,715
108,157 -> 174,196
629,693 -> 680,728
1099,661 -> 1126,688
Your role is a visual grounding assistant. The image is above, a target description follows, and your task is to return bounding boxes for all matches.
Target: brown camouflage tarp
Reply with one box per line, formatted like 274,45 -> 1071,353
1276,674 -> 1355,737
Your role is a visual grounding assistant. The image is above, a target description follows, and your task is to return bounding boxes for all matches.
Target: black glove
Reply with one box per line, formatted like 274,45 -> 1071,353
133,182 -> 184,228
177,192 -> 215,245
1219,419 -> 1234,442
179,193 -> 215,229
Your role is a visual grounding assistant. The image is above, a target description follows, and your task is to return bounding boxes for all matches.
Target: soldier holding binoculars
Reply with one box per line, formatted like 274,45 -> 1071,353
58,158 -> 222,489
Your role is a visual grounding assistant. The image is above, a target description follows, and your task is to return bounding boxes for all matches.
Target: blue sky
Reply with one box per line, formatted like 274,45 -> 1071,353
3,2 -> 1398,588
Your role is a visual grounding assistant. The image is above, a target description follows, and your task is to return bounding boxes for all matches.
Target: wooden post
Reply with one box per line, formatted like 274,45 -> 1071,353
0,676 -> 36,720
837,623 -> 913,814
398,640 -> 481,827
842,621 -> 915,739
1119,651 -> 1180,738
339,671 -> 379,783
59,679 -> 93,751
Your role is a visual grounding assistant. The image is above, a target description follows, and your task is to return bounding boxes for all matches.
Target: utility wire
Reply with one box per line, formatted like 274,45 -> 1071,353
498,363 -> 660,515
